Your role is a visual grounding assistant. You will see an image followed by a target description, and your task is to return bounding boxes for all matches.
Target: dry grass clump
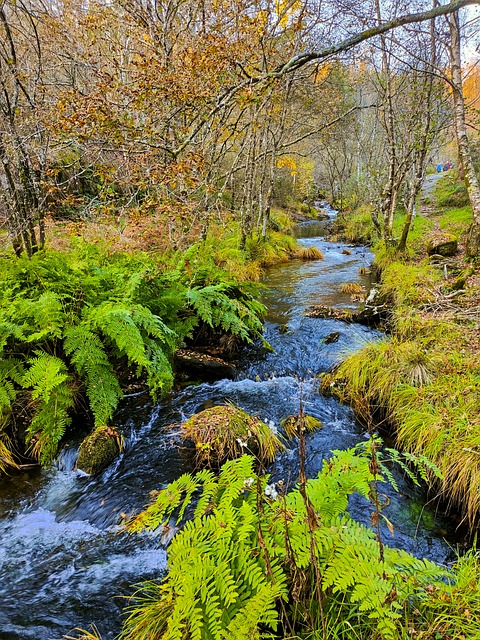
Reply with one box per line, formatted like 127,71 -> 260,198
180,405 -> 284,467
280,414 -> 323,438
293,246 -> 324,260
358,266 -> 371,275
324,327 -> 480,524
64,626 -> 103,640
340,282 -> 364,295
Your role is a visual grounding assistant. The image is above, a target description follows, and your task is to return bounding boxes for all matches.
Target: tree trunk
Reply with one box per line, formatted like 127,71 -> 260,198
447,10 -> 480,257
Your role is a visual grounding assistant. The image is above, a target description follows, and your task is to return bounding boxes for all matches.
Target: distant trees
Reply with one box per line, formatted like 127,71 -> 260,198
447,9 -> 480,257
0,0 -> 479,256
0,0 -> 49,256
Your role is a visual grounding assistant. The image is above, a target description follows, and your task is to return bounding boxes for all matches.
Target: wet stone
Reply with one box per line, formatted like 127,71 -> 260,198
76,426 -> 122,475
323,331 -> 340,344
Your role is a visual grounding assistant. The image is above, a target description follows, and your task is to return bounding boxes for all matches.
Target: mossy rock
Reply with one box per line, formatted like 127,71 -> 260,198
280,414 -> 323,438
426,235 -> 458,257
180,405 -> 284,466
449,266 -> 475,291
77,426 -> 122,475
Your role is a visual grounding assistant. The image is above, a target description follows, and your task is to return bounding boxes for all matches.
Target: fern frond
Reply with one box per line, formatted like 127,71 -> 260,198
64,325 -> 122,426
17,292 -> 66,343
21,352 -> 74,463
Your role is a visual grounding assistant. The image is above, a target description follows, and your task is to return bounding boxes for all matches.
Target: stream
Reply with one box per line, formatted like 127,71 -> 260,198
0,208 -> 457,640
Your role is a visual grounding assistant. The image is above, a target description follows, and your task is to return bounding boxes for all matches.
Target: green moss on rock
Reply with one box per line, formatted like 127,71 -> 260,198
77,426 -> 122,475
426,234 -> 458,257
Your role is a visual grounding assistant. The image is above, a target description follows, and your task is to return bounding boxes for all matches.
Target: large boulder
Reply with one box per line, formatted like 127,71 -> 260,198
426,235 -> 458,257
77,426 -> 122,475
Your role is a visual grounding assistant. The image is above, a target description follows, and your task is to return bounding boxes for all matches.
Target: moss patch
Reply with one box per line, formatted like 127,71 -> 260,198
77,426 -> 122,475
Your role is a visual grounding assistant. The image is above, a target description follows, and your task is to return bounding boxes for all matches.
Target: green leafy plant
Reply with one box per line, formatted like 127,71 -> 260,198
123,445 -> 449,640
0,243 -> 267,467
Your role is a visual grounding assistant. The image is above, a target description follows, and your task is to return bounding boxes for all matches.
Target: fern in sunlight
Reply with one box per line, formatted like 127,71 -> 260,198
123,448 -> 448,640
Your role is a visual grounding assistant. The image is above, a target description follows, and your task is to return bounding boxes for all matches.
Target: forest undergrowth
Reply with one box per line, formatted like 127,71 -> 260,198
0,211 -> 323,471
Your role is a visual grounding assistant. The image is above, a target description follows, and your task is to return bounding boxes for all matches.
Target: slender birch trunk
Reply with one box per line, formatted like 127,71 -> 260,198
447,10 -> 480,257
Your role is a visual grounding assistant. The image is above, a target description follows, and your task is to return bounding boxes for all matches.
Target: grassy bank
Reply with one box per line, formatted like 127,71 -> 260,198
323,177 -> 480,525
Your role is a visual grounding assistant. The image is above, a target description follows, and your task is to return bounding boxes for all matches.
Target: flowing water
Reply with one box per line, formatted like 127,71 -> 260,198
0,208 -> 457,640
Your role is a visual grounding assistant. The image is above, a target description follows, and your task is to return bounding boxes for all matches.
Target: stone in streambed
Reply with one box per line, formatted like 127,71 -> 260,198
323,331 -> 340,344
77,426 -> 122,475
174,348 -> 236,379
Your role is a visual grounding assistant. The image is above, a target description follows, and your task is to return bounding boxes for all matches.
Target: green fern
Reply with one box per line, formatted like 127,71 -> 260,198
64,325 -> 123,427
21,352 -> 74,463
186,284 -> 265,342
123,459 -> 287,640
84,302 -> 177,398
0,245 -> 267,468
123,449 -> 448,640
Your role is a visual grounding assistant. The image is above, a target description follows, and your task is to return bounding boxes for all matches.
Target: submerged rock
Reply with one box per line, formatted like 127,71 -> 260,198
77,426 -> 122,475
278,324 -> 294,335
323,331 -> 340,344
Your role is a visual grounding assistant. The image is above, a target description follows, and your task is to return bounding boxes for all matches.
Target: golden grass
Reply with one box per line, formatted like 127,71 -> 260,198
179,405 -> 284,467
340,282 -> 364,295
324,314 -> 480,524
293,246 -> 324,260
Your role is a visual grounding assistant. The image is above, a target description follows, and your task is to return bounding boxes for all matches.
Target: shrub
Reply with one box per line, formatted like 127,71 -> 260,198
0,244 -> 267,467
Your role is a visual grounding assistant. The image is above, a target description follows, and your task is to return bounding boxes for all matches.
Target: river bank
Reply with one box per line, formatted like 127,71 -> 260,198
324,177 -> 480,529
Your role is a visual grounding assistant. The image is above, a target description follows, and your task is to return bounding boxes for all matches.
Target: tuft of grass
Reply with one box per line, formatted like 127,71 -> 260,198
63,626 -> 103,640
324,315 -> 480,522
270,207 -> 295,231
0,437 -> 17,474
439,205 -> 472,237
335,206 -> 377,245
380,262 -> 440,306
280,413 -> 323,438
435,176 -> 470,209
407,550 -> 480,639
340,282 -> 364,295
179,405 -> 284,466
293,246 -> 324,260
